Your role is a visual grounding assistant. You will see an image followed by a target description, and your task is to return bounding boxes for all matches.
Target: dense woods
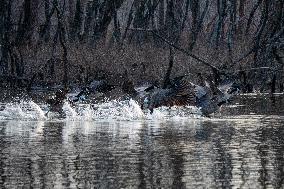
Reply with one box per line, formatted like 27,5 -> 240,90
0,0 -> 283,92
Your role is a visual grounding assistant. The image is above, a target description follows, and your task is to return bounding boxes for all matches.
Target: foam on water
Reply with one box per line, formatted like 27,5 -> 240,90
62,102 -> 79,119
0,101 -> 47,120
92,99 -> 143,121
0,99 -> 203,121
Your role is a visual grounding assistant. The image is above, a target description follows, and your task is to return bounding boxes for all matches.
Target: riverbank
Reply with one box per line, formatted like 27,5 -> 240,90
1,41 -> 283,94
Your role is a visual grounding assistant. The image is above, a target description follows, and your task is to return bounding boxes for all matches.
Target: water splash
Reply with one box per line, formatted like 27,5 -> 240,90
29,101 -> 47,119
0,101 -> 47,120
62,102 -> 78,119
0,99 -> 202,121
92,99 -> 146,121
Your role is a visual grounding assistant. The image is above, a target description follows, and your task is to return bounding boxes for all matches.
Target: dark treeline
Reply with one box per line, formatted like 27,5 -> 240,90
0,0 -> 283,92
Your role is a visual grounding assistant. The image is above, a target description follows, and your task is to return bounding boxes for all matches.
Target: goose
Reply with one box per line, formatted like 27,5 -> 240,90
191,75 -> 240,116
72,80 -> 116,102
141,79 -> 196,113
45,88 -> 69,113
121,69 -> 158,102
121,79 -> 158,106
88,80 -> 116,93
121,73 -> 196,113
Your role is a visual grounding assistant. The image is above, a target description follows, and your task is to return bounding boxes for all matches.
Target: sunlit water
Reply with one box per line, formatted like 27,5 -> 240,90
0,94 -> 283,188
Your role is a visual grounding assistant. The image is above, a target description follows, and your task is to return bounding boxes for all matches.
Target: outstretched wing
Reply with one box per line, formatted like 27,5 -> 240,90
190,82 -> 207,99
150,80 -> 195,109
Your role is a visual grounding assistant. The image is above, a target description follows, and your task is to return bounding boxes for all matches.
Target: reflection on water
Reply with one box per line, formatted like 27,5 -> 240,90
0,95 -> 283,188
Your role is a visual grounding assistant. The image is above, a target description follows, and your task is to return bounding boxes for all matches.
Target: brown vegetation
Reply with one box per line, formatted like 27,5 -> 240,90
0,0 -> 283,92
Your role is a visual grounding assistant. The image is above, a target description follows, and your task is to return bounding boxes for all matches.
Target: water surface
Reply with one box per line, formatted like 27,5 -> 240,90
0,94 -> 283,188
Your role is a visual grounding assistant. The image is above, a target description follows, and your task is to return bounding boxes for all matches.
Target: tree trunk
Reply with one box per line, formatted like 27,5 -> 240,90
39,0 -> 55,42
0,0 -> 12,75
158,0 -> 165,30
163,47 -> 174,89
70,0 -> 82,40
54,0 -> 69,88
237,0 -> 246,35
16,0 -> 39,44
93,0 -> 125,45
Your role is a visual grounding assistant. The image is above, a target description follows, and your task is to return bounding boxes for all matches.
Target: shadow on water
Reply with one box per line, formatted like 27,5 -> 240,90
0,94 -> 283,188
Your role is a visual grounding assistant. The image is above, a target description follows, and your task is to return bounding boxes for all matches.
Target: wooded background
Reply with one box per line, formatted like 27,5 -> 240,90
0,0 -> 283,92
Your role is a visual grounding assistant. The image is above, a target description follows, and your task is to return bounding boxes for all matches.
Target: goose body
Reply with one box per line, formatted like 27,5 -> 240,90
88,80 -> 115,93
46,89 -> 69,113
192,80 -> 240,116
121,75 -> 195,113
72,80 -> 116,102
142,80 -> 195,113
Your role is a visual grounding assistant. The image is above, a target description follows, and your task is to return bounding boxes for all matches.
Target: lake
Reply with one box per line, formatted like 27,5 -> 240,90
0,94 -> 283,188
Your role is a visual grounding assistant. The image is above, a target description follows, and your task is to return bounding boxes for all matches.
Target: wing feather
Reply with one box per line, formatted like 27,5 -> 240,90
149,80 -> 195,109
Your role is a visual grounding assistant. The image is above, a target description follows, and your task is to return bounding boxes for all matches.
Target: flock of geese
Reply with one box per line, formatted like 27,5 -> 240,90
46,74 -> 240,117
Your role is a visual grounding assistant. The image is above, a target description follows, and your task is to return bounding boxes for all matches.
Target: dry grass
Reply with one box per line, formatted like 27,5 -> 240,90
16,33 -> 280,91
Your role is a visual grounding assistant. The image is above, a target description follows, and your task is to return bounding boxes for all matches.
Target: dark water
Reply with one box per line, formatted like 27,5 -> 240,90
0,94 -> 283,188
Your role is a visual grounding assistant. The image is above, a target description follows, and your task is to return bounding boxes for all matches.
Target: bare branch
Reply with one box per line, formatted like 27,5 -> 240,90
128,28 -> 221,73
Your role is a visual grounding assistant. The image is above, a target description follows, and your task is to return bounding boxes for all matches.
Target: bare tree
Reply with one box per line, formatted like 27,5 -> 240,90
16,0 -> 39,44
